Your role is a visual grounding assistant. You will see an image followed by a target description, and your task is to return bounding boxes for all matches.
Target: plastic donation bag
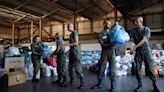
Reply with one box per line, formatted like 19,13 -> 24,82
110,22 -> 130,45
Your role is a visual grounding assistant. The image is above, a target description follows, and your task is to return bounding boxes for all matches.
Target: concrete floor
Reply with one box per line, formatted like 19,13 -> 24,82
0,69 -> 164,92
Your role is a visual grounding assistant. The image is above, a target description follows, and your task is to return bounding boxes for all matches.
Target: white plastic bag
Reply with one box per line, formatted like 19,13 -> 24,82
49,66 -> 58,76
6,46 -> 20,57
46,66 -> 51,77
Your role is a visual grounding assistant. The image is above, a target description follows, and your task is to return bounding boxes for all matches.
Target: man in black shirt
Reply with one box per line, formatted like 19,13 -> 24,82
130,16 -> 160,92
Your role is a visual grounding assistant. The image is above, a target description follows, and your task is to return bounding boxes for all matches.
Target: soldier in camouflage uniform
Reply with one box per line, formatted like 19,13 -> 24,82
67,23 -> 85,89
91,20 -> 117,92
31,36 -> 43,82
53,32 -> 67,87
129,16 -> 160,92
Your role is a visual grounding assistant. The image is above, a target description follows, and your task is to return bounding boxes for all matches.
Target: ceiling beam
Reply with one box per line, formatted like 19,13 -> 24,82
89,0 -> 107,18
116,2 -> 128,8
75,3 -> 94,13
19,3 -> 70,22
42,8 -> 59,18
73,0 -> 99,19
131,11 -> 164,17
49,16 -> 64,23
0,21 -> 11,27
0,24 -> 11,27
105,0 -> 114,8
43,0 -> 91,20
42,28 -> 51,37
0,5 -> 39,19
22,5 -> 48,16
128,0 -> 162,15
53,12 -> 72,20
94,4 -> 108,14
14,15 -> 27,22
42,0 -> 74,14
14,0 -> 31,10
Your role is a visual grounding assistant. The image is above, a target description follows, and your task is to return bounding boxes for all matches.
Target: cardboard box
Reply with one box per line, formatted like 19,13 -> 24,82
7,71 -> 26,86
5,57 -> 24,71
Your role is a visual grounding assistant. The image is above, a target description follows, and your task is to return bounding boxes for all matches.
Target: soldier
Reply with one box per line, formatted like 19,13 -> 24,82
31,36 -> 43,82
91,20 -> 117,92
129,16 -> 160,92
66,23 -> 85,89
53,32 -> 67,87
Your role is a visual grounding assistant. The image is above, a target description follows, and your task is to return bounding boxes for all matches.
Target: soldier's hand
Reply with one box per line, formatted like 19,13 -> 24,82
114,44 -> 118,48
64,43 -> 69,46
61,45 -> 65,48
102,44 -> 108,47
129,48 -> 135,53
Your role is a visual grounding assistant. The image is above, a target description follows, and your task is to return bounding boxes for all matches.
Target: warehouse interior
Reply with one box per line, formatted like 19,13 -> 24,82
0,0 -> 164,92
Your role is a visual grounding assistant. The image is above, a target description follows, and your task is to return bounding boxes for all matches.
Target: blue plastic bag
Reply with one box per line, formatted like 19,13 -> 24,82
111,22 -> 130,45
22,53 -> 32,68
42,45 -> 52,59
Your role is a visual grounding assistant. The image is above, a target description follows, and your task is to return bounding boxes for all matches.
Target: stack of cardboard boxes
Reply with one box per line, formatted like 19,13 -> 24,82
4,57 -> 26,86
